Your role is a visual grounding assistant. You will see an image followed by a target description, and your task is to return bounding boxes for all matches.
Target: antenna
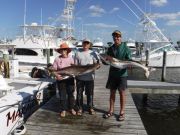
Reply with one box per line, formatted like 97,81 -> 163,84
130,0 -> 169,42
23,0 -> 27,39
120,0 -> 140,20
117,15 -> 136,26
120,0 -> 169,42
41,8 -> 43,25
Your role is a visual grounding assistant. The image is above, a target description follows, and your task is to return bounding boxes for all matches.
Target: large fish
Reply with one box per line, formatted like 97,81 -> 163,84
99,54 -> 153,78
50,63 -> 100,77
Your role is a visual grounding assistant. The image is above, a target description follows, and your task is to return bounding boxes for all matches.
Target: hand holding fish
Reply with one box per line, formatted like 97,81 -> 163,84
99,54 -> 155,78
105,55 -> 114,61
55,74 -> 64,80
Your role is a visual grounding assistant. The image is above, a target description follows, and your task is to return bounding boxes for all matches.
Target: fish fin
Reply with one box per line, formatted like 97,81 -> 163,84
148,67 -> 156,72
129,59 -> 142,64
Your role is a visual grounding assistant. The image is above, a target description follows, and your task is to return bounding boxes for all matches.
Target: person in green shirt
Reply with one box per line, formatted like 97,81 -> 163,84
103,30 -> 131,121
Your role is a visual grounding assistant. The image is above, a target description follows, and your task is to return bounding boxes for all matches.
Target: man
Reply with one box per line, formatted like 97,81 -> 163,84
103,30 -> 131,121
75,38 -> 99,115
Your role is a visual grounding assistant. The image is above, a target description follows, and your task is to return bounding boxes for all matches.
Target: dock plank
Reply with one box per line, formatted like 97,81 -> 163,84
25,65 -> 147,135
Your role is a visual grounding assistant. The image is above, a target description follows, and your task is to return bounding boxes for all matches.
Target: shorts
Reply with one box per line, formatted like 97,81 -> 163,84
106,76 -> 127,91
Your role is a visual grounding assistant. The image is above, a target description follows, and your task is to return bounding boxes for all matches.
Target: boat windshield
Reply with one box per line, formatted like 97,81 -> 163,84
151,44 -> 176,54
142,42 -> 168,51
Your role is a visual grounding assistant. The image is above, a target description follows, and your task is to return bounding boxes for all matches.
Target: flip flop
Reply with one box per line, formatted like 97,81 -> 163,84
89,108 -> 96,115
76,110 -> 82,116
103,112 -> 113,119
118,113 -> 125,121
69,109 -> 76,116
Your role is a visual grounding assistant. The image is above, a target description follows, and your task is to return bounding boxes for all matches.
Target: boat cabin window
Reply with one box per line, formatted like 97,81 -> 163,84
43,49 -> 53,56
15,49 -> 38,56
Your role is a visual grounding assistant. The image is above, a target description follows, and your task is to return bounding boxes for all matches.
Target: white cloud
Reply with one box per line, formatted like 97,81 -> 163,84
148,12 -> 180,26
166,20 -> 180,26
150,12 -> 180,20
150,0 -> 167,7
89,5 -> 106,17
90,12 -> 102,17
85,23 -> 118,28
110,7 -> 119,13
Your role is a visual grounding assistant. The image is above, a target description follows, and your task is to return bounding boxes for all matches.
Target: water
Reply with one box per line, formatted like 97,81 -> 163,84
128,68 -> 180,135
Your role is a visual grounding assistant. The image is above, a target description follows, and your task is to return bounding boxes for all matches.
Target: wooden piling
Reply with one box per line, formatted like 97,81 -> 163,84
47,49 -> 50,64
145,49 -> 149,66
161,51 -> 167,82
142,94 -> 148,106
178,96 -> 180,105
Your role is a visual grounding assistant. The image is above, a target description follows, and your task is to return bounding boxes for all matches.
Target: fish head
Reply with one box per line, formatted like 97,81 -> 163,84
99,54 -> 116,64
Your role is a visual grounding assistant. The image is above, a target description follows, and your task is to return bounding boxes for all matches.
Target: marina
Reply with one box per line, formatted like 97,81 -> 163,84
0,0 -> 180,135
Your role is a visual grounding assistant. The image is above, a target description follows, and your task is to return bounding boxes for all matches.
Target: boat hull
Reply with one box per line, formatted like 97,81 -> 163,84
149,51 -> 180,67
0,79 -> 52,135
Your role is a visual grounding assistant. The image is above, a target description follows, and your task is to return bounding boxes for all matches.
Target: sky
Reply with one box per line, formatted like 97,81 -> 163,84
0,0 -> 179,44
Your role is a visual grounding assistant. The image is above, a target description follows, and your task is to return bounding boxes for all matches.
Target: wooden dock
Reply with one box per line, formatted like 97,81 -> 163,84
25,65 -> 147,135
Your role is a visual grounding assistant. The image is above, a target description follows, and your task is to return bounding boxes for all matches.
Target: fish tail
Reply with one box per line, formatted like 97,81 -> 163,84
145,69 -> 150,78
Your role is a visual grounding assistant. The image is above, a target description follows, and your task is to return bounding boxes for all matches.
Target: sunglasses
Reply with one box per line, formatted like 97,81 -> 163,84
113,35 -> 121,38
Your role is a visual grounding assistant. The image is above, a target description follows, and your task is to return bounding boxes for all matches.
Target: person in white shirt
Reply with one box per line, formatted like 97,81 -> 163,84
75,38 -> 100,115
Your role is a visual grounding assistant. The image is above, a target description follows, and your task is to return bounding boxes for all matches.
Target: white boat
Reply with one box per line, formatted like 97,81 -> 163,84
0,74 -> 52,135
134,15 -> 180,67
119,0 -> 180,68
92,38 -> 106,54
138,41 -> 180,67
11,0 -> 77,71
12,23 -> 64,66
126,39 -> 136,56
0,38 -> 54,135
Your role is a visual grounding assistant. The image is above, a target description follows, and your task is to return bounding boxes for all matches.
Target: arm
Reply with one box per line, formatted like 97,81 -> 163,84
52,58 -> 64,80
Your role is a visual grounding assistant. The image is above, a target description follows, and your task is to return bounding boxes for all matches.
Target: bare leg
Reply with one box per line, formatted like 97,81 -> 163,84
109,90 -> 116,113
119,90 -> 126,115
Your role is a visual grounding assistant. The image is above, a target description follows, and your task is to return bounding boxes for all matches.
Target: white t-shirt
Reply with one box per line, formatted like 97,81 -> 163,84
75,50 -> 99,81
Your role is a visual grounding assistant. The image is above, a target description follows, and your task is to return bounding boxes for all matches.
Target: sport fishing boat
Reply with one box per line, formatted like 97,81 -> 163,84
12,23 -> 67,65
12,0 -> 77,74
134,15 -> 180,67
120,0 -> 180,67
0,74 -> 52,135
